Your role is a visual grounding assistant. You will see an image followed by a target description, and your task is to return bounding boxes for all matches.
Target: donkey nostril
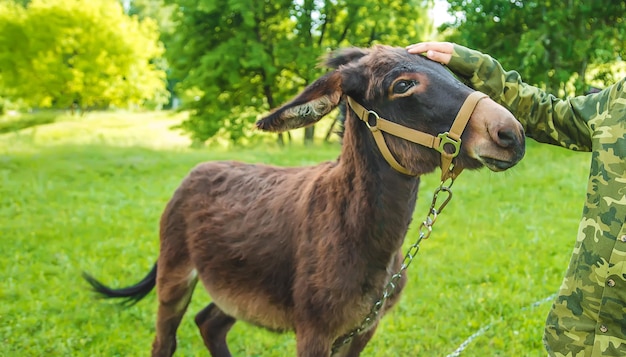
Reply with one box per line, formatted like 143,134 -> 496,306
497,128 -> 517,147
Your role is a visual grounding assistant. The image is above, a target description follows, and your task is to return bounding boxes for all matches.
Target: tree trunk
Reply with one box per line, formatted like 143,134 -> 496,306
304,126 -> 315,145
324,117 -> 338,142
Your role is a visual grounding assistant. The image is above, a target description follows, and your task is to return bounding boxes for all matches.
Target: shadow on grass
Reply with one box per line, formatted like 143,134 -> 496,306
0,111 -> 65,134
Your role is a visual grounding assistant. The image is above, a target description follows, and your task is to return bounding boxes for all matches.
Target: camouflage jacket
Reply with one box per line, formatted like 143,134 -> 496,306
448,44 -> 626,356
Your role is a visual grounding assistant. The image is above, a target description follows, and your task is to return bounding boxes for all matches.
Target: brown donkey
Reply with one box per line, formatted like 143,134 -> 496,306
83,45 -> 525,357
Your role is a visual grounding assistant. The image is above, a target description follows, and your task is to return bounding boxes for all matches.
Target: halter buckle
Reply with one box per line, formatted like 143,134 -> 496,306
436,132 -> 461,158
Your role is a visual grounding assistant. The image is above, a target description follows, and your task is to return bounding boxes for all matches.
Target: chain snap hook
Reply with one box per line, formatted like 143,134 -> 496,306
432,186 -> 453,214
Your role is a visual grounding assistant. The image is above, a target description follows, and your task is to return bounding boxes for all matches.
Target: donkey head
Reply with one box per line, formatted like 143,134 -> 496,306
257,45 -> 525,177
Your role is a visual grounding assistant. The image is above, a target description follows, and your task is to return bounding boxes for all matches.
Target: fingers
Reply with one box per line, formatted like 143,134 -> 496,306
405,41 -> 454,65
406,41 -> 453,54
424,49 -> 453,65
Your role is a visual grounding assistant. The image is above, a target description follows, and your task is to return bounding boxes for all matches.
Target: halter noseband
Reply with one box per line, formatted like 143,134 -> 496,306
346,91 -> 487,181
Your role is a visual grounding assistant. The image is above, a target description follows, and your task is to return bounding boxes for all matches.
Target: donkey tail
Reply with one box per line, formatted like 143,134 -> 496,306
82,263 -> 157,306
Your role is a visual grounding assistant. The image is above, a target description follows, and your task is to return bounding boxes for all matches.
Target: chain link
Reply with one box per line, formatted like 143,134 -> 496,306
331,178 -> 455,354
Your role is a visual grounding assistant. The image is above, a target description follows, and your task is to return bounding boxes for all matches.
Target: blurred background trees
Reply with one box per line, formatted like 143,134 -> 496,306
0,0 -> 624,145
161,0 -> 433,144
0,0 -> 168,112
442,0 -> 626,95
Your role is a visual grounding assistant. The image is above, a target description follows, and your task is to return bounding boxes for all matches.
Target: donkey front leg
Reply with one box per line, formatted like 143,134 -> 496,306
195,303 -> 236,357
296,330 -> 334,357
329,324 -> 379,357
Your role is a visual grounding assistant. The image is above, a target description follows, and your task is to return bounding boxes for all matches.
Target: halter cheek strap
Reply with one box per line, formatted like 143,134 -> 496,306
346,91 -> 487,181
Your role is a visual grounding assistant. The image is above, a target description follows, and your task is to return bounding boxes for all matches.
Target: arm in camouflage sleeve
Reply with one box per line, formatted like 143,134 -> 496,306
447,44 -> 595,151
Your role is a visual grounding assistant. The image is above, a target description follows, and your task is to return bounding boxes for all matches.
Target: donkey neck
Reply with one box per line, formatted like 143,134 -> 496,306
340,109 -> 421,191
334,112 -> 421,255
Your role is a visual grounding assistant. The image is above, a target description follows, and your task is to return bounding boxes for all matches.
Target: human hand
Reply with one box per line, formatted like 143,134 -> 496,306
405,42 -> 454,65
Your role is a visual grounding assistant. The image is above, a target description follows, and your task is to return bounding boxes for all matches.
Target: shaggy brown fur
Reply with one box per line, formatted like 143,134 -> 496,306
83,45 -> 525,357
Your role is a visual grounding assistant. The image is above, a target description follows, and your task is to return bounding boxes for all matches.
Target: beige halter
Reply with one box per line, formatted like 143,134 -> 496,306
346,91 -> 487,181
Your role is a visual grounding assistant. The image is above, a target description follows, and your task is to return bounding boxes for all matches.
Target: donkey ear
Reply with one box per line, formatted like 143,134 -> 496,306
256,71 -> 342,132
324,47 -> 369,69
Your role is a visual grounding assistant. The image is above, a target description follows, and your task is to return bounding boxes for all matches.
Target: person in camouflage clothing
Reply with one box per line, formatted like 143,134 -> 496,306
406,41 -> 626,356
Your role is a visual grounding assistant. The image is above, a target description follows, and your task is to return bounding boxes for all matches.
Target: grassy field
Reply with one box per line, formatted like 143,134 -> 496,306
0,111 -> 590,356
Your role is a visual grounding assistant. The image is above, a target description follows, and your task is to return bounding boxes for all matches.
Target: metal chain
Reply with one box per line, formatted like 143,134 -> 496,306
445,320 -> 499,357
331,178 -> 456,354
445,293 -> 558,357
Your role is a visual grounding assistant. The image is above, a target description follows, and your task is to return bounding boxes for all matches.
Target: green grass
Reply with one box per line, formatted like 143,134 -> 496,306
0,111 -> 590,356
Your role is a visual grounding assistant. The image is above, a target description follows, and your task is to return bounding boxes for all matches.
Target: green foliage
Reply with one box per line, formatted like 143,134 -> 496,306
0,111 -> 65,134
442,0 -> 626,95
163,0 -> 434,144
1,111 -> 590,356
0,1 -> 27,101
0,0 -> 168,110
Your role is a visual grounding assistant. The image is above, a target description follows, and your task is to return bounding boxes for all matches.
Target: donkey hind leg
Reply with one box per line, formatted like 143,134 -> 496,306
151,262 -> 198,357
195,303 -> 236,357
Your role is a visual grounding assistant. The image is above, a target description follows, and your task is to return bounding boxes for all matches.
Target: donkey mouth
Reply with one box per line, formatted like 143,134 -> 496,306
479,156 -> 517,172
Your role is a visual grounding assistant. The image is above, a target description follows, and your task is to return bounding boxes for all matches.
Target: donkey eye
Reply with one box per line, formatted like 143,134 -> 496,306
392,80 -> 418,94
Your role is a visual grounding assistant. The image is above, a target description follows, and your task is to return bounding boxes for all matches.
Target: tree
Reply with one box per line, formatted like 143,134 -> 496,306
0,0 -> 168,111
121,0 -> 179,108
441,0 -> 626,95
0,1 -> 27,104
7,0 -> 30,5
163,0 -> 434,145
122,0 -> 177,36
296,0 -> 434,144
162,0 -> 293,145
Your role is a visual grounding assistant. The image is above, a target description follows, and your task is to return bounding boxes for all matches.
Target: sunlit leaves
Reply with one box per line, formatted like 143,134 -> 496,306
0,0 -> 168,110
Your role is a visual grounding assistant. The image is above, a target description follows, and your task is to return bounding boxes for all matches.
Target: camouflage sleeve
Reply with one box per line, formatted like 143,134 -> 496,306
447,44 -> 597,152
